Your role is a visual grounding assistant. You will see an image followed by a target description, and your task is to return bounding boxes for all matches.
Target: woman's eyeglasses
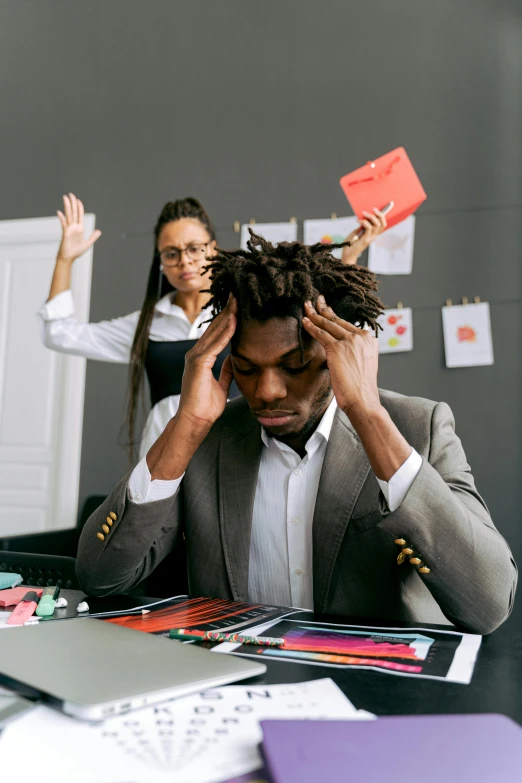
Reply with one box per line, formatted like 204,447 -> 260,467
159,243 -> 210,268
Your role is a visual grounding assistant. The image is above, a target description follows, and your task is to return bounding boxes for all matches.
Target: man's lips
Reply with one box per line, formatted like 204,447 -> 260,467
254,412 -> 297,427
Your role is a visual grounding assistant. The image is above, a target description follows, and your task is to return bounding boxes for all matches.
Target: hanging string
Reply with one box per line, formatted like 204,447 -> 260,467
119,200 -> 522,241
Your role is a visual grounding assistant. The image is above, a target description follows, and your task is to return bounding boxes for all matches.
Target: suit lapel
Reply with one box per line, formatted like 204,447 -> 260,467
313,408 -> 371,612
218,412 -> 262,601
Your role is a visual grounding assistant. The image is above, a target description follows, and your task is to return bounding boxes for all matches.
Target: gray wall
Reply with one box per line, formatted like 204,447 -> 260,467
1,1 -> 521,563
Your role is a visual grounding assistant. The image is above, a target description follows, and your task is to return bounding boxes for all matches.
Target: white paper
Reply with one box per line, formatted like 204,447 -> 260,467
303,216 -> 359,259
368,215 -> 415,274
442,302 -> 494,368
241,221 -> 297,250
378,308 -> 413,353
0,704 -> 160,782
94,679 -> 368,783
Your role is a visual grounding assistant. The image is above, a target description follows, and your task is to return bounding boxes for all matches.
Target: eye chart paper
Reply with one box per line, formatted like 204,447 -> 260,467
241,222 -> 298,250
94,678 -> 369,783
303,216 -> 360,259
368,215 -> 415,275
442,302 -> 494,368
378,308 -> 413,353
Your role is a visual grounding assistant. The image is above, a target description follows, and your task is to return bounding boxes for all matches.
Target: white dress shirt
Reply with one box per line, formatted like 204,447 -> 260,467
128,398 -> 423,609
38,290 -> 213,458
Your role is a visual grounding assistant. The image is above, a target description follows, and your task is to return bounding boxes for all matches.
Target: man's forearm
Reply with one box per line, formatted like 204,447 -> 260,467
146,412 -> 211,480
347,403 -> 412,481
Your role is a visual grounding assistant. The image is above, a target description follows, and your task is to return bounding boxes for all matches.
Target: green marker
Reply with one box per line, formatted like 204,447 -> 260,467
35,586 -> 60,617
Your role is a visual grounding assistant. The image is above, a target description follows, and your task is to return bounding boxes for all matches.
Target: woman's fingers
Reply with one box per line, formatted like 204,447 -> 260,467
63,194 -> 73,223
373,207 -> 387,231
56,210 -> 67,230
69,193 -> 79,224
78,198 -> 85,225
85,229 -> 102,249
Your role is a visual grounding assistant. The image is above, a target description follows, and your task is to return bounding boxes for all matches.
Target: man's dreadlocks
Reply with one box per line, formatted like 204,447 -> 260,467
205,230 -> 385,354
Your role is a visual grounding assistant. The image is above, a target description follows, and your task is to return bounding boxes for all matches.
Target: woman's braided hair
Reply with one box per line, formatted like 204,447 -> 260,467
205,230 -> 385,354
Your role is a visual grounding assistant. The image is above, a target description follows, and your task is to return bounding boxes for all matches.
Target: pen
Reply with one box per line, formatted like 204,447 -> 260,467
169,628 -> 286,647
7,591 -> 40,625
35,585 -> 60,617
349,200 -> 394,244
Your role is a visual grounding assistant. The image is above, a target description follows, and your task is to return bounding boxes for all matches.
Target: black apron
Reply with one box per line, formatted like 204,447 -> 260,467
145,339 -> 240,407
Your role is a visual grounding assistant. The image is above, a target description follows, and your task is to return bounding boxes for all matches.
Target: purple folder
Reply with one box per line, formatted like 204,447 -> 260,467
261,714 -> 522,783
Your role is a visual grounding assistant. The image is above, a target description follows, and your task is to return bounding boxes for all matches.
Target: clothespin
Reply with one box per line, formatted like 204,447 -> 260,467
462,296 -> 469,305
473,296 -> 481,304
397,302 -> 403,309
445,299 -> 452,307
289,217 -> 297,224
233,221 -> 240,234
249,218 -> 256,225
330,212 -> 337,220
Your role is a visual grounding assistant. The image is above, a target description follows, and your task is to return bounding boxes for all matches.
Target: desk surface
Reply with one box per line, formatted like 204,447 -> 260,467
62,590 -> 522,725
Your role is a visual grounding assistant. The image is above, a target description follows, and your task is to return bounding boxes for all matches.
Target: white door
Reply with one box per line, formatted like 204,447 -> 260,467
0,215 -> 94,536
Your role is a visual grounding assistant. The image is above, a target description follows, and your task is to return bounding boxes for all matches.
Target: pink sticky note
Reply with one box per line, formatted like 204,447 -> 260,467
0,586 -> 43,607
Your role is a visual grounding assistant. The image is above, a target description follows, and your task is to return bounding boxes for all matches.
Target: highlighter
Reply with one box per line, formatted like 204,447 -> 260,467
35,585 -> 61,617
7,591 -> 40,625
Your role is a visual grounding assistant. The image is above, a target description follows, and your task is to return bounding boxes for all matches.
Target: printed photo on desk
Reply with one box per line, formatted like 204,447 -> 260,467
99,596 -> 296,636
212,620 -> 482,684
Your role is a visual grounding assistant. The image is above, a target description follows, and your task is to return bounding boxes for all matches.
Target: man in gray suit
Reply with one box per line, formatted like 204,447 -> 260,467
77,232 -> 517,634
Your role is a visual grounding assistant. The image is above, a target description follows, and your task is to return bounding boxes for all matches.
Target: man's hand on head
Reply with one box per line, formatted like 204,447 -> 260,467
302,296 -> 381,418
302,296 -> 412,481
146,295 -> 237,481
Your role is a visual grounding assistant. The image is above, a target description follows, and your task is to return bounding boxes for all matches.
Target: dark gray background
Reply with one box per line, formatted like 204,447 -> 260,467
1,1 -> 521,564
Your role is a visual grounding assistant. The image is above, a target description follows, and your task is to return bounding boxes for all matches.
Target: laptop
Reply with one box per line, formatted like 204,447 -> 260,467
0,619 -> 266,721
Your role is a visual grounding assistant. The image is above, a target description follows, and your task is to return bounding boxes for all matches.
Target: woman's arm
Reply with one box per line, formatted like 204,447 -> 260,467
39,192 -> 139,363
341,207 -> 388,265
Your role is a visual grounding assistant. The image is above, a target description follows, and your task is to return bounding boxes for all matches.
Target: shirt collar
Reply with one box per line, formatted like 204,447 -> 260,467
260,396 -> 338,455
154,293 -> 213,325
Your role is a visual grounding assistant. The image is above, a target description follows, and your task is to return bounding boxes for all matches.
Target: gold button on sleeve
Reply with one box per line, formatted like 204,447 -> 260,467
410,557 -> 422,565
109,512 -> 117,521
102,524 -> 110,534
402,547 -> 414,555
96,532 -> 105,542
419,566 -> 431,574
394,538 -> 407,546
106,516 -> 113,526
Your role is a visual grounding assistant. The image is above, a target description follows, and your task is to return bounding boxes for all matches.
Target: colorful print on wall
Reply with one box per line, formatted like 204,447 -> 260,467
241,221 -> 298,250
303,216 -> 359,259
442,302 -> 494,368
378,307 -> 413,353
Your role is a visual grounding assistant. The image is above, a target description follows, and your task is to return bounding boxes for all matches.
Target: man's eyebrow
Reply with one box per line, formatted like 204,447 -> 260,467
231,345 -> 306,362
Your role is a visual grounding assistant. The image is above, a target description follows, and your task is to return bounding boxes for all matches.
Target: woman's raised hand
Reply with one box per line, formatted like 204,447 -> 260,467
56,193 -> 102,264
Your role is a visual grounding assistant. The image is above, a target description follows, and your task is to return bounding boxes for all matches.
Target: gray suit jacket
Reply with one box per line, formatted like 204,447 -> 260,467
77,391 -> 517,634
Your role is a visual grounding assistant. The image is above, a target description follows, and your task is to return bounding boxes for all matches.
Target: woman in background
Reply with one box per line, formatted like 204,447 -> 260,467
39,193 -> 235,460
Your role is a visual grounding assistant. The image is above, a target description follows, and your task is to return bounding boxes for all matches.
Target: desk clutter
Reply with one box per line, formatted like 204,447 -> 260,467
0,679 -> 372,783
0,588 -> 500,782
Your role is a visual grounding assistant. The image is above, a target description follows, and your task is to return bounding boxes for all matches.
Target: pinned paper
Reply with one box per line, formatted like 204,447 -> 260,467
378,308 -> 413,353
442,302 -> 494,368
303,216 -> 359,259
368,215 -> 415,275
241,222 -> 297,250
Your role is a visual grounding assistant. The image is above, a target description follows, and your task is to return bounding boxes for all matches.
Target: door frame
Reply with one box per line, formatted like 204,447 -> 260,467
0,214 -> 94,532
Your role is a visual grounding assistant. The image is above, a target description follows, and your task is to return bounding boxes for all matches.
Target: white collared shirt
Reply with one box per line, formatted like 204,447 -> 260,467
38,290 -> 213,457
128,398 -> 422,609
